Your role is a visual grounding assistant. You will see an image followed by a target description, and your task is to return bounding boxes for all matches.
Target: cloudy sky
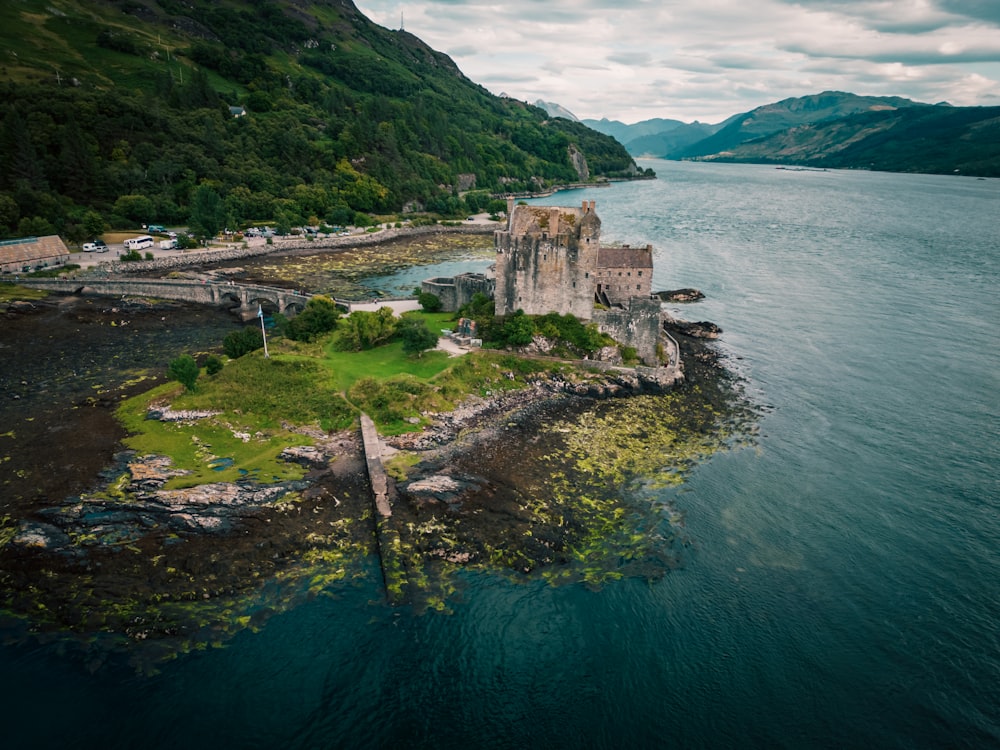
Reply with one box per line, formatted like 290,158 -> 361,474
356,0 -> 1000,124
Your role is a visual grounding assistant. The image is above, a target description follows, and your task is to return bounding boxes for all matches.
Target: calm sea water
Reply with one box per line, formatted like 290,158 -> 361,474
3,161 -> 998,748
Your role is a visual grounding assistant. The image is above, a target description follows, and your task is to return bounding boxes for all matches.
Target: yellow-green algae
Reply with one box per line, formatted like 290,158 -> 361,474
370,380 -> 758,608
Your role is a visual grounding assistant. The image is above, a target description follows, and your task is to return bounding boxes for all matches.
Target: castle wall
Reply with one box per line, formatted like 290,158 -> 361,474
593,297 -> 663,365
494,202 -> 600,320
421,272 -> 494,312
421,276 -> 458,312
454,273 -> 494,310
595,245 -> 653,306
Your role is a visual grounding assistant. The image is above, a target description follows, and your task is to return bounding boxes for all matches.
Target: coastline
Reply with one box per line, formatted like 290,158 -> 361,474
0,220 -> 749,663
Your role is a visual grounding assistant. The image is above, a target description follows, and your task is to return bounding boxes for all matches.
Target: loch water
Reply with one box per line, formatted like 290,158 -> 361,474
2,161 -> 998,748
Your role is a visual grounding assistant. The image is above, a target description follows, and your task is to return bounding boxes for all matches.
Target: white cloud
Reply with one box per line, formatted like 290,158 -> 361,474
357,0 -> 1000,122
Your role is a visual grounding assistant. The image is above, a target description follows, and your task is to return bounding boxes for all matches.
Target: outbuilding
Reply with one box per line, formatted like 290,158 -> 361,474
0,235 -> 71,274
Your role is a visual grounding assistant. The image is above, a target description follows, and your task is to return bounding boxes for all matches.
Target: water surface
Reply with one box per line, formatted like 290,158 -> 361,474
2,161 -> 998,748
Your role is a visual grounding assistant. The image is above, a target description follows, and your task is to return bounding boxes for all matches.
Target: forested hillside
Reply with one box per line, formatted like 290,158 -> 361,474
693,105 -> 1000,176
0,0 -> 644,242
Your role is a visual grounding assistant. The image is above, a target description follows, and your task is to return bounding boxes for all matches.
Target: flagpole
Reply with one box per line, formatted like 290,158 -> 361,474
258,304 -> 269,358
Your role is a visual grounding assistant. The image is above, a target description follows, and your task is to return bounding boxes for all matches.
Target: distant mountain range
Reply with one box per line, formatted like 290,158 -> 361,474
538,92 -> 1000,177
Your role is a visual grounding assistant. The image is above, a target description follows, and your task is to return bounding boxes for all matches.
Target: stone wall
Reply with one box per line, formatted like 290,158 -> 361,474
422,276 -> 459,312
421,273 -> 495,312
593,297 -> 664,366
493,203 -> 601,320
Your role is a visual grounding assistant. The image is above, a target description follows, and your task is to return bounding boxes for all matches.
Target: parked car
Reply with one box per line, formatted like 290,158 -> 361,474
82,242 -> 97,252
147,224 -> 166,234
93,239 -> 108,252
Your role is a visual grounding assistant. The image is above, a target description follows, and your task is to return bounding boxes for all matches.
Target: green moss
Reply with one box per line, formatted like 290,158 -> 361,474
0,286 -> 49,302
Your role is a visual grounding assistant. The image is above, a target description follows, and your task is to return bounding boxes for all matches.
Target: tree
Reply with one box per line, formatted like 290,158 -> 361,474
332,308 -> 397,351
285,295 -> 342,341
168,354 -> 199,391
0,194 -> 21,236
81,210 -> 107,239
113,194 -> 155,225
17,216 -> 56,237
189,184 -> 226,240
399,316 -> 439,357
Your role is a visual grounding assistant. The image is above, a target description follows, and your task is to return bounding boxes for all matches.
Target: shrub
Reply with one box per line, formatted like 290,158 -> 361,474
398,317 -> 439,357
223,326 -> 264,358
204,354 -> 224,375
168,354 -> 199,391
500,311 -> 534,346
417,291 -> 442,312
619,346 -> 639,364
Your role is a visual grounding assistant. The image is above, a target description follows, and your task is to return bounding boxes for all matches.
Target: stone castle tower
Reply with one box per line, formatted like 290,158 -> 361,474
493,199 -> 601,320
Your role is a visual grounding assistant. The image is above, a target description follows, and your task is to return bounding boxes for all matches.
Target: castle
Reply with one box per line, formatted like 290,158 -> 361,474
424,200 -> 666,364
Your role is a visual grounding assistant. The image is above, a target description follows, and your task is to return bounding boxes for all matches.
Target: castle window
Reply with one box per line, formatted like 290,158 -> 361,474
543,254 -> 547,261
585,272 -> 589,278
638,271 -> 642,277
627,272 -> 631,277
636,285 -> 641,290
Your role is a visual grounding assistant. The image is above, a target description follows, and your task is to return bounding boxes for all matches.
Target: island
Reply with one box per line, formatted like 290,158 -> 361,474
0,204 -> 755,671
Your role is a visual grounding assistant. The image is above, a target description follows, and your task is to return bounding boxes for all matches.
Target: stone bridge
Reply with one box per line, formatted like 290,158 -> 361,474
16,277 -> 312,320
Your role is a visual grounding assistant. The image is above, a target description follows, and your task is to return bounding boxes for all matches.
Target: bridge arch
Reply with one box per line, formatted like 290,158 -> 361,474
281,300 -> 306,316
216,289 -> 242,310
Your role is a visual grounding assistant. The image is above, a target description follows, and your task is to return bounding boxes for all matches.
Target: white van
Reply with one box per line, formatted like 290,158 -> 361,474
123,235 -> 154,251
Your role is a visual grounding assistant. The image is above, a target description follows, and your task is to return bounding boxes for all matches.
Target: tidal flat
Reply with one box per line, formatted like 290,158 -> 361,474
0,237 -> 756,671
198,232 -> 496,299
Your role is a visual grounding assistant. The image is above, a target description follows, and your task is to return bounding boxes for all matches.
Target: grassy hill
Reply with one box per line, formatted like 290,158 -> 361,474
0,0 -> 645,243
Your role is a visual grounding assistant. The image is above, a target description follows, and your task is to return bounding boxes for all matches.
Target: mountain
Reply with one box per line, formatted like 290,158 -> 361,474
534,100 -> 580,122
690,105 -> 1000,176
582,117 -> 723,157
673,91 -> 934,158
0,0 -> 644,242
618,123 -> 719,157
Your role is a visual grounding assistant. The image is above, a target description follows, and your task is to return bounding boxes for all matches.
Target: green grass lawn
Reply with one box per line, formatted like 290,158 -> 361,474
324,339 -> 454,392
113,309 -> 572,485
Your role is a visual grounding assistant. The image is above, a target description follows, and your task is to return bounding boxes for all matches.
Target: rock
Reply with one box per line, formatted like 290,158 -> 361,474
655,288 -> 705,302
672,321 -> 722,339
278,445 -> 328,466
150,408 -> 222,422
128,454 -> 191,491
401,473 -> 485,506
663,314 -> 722,339
11,521 -> 71,550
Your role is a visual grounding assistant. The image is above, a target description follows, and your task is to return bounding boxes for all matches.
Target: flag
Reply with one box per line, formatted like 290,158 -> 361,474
257,304 -> 263,319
